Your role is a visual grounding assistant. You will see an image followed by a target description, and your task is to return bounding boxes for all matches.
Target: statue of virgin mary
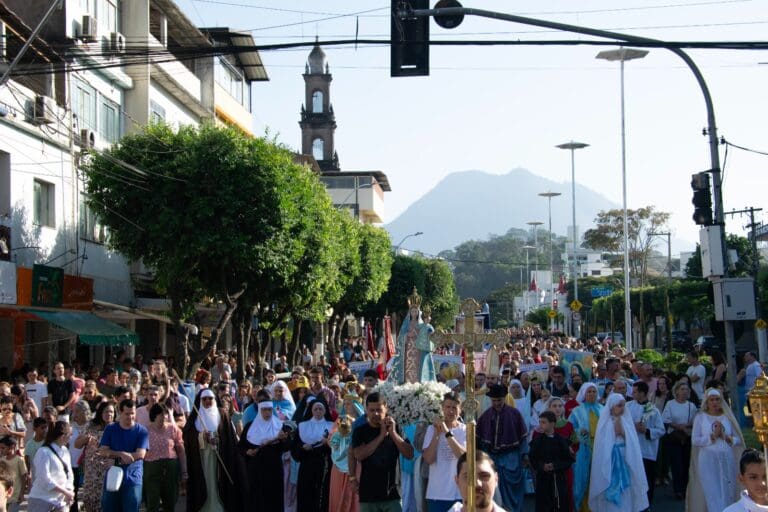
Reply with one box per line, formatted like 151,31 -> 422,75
389,288 -> 436,384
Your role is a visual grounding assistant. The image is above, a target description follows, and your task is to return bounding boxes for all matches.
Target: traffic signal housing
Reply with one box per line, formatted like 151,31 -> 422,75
391,0 -> 430,77
691,172 -> 713,226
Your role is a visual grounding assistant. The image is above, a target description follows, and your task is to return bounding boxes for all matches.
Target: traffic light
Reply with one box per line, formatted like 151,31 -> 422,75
391,0 -> 429,77
691,172 -> 713,225
553,299 -> 558,310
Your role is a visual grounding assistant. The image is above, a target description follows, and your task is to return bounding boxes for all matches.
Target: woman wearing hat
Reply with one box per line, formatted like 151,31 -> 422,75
239,399 -> 291,510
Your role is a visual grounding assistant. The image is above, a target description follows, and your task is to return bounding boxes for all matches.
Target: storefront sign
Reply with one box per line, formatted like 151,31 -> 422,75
31,264 -> 63,307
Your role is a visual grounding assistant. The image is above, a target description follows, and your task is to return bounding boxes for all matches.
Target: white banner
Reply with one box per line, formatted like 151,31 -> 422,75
0,261 -> 16,304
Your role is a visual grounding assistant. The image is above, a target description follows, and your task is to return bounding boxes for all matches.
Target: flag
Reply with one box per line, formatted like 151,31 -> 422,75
529,274 -> 537,292
384,316 -> 396,362
366,322 -> 376,354
558,274 -> 568,294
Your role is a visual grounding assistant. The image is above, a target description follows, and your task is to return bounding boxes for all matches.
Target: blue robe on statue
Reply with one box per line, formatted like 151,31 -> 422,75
389,309 -> 436,384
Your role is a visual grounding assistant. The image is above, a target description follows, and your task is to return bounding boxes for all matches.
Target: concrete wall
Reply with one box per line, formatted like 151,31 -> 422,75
149,80 -> 198,129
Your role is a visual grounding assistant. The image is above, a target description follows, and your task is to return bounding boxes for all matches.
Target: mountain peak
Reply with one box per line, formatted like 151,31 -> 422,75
386,168 -> 618,255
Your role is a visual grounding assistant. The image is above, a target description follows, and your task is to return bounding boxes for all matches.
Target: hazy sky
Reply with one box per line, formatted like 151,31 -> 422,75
176,0 -> 767,255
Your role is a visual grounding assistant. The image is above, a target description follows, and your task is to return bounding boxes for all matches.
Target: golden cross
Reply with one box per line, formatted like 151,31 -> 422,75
430,298 -> 510,512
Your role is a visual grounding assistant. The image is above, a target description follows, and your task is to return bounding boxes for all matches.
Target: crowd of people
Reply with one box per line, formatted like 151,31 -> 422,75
0,328 -> 762,512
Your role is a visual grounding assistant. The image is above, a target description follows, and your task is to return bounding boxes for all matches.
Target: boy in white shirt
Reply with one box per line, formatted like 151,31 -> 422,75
723,449 -> 768,511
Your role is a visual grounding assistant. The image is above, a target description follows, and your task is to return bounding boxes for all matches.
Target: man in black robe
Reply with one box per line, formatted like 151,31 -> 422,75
183,389 -> 245,512
529,411 -> 573,512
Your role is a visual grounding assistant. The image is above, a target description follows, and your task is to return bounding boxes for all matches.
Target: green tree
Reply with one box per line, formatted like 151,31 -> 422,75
363,254 -> 459,331
83,123 -> 338,376
583,206 -> 670,283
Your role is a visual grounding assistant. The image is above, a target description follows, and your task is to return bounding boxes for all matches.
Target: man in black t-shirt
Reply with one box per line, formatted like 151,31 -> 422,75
351,392 -> 414,512
47,361 -> 74,418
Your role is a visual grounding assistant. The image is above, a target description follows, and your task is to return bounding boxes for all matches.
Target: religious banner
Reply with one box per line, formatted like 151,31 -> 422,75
474,352 -> 487,374
31,264 -> 64,307
519,362 -> 549,383
0,261 -> 16,304
560,349 -> 594,381
348,360 -> 375,380
432,354 -> 463,380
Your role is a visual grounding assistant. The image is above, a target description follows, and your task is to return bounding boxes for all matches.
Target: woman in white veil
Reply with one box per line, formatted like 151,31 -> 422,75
686,388 -> 745,512
588,393 -> 649,512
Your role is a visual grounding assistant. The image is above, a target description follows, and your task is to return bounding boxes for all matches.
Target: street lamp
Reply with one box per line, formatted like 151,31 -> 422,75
556,140 -> 589,337
649,231 -> 672,352
596,46 -> 649,352
523,245 -> 536,316
539,191 -> 561,331
394,231 -> 424,252
527,221 -> 543,274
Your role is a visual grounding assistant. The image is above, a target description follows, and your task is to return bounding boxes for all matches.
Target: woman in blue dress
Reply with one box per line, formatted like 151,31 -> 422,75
568,382 -> 602,511
588,393 -> 649,512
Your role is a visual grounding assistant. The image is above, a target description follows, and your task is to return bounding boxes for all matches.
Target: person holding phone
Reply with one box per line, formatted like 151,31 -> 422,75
292,397 -> 334,512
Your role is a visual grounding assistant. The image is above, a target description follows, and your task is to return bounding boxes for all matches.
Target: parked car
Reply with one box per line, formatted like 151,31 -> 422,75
664,330 -> 693,352
695,335 -> 723,355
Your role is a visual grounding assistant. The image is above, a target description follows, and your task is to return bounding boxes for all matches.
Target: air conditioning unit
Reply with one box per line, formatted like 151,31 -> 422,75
78,129 -> 96,149
31,95 -> 55,125
79,15 -> 98,41
109,32 -> 125,54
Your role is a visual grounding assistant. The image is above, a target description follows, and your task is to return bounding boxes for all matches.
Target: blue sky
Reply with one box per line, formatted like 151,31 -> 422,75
177,0 -> 768,254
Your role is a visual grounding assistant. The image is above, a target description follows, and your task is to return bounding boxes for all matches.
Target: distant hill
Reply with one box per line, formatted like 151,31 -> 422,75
386,168 -> 619,255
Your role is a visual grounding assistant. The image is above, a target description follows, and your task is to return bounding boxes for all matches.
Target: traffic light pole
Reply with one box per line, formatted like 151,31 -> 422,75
401,4 -> 738,414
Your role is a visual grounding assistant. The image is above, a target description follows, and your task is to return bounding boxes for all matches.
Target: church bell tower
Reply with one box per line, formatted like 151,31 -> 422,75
299,41 -> 340,171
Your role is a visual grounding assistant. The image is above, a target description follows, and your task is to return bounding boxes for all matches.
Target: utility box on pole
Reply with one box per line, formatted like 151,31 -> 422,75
700,226 -> 725,278
712,277 -> 757,321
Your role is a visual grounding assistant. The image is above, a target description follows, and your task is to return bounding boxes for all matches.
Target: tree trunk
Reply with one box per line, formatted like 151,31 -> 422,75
290,321 -> 302,367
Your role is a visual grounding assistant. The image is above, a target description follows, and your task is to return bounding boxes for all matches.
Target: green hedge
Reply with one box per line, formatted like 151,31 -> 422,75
635,349 -> 712,376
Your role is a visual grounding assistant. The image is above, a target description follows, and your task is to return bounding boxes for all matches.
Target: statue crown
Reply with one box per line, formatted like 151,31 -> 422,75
407,287 -> 422,309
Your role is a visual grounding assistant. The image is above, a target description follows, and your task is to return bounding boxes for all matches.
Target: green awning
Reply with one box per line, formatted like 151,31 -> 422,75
24,310 -> 139,346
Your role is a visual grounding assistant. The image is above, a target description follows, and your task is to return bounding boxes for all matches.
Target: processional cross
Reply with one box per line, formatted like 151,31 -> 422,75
430,298 -> 510,512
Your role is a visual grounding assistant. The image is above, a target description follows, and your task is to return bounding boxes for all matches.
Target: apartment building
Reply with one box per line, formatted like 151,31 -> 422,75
0,0 -> 266,371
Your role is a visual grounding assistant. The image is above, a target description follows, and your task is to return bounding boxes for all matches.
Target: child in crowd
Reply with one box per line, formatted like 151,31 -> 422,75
529,411 -> 573,512
0,464 -> 13,512
0,437 -> 26,512
723,449 -> 768,511
23,418 -> 47,480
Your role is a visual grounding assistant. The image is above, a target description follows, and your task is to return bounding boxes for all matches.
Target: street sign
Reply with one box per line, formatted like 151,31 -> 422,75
591,287 -> 613,298
757,319 -> 767,329
570,299 -> 582,312
548,310 -> 557,319
573,312 -> 581,321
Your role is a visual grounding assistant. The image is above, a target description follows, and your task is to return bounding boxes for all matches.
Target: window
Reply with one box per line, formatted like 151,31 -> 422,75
312,90 -> 323,113
33,179 -> 55,227
79,194 -> 107,243
99,0 -> 117,34
99,98 -> 120,143
72,79 -> 96,131
215,58 -> 244,105
150,100 -> 165,124
312,138 -> 324,161
591,270 -> 602,276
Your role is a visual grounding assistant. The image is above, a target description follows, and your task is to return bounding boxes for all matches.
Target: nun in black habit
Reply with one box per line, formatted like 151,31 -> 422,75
183,389 -> 245,512
239,399 -> 292,510
291,396 -> 335,512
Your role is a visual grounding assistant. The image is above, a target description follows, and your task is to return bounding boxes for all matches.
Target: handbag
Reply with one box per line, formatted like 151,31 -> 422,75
666,402 -> 693,445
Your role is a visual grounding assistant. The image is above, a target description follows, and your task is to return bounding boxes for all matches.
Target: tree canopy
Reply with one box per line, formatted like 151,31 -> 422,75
582,206 -> 670,283
83,123 -> 392,375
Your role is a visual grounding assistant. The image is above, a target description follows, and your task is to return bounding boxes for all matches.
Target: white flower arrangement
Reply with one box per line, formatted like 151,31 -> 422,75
373,380 -> 451,426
